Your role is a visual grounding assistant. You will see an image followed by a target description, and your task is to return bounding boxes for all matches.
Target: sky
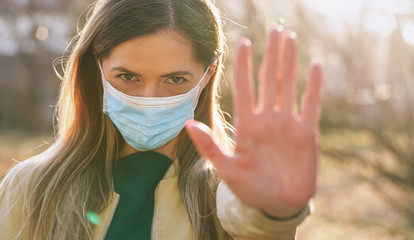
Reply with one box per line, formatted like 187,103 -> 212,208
301,0 -> 414,44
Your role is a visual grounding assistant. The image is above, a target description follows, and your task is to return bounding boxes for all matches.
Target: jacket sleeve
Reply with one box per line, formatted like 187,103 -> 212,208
0,160 -> 35,240
216,181 -> 312,240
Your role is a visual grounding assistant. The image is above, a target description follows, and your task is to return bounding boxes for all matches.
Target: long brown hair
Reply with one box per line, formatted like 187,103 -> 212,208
14,0 -> 232,239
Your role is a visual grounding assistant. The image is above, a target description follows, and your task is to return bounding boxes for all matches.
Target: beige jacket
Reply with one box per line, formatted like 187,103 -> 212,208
0,158 -> 311,240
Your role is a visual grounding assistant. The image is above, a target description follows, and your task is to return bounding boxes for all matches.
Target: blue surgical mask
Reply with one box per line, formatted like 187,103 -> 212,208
100,66 -> 210,151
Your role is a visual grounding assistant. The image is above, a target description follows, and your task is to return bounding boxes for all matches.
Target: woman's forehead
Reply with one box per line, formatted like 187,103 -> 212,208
103,29 -> 204,74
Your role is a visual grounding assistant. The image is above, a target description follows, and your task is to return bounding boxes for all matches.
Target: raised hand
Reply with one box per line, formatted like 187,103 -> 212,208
185,26 -> 323,218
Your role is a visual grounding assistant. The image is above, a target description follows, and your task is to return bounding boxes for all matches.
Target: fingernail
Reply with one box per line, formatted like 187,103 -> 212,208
276,25 -> 284,32
270,24 -> 284,33
238,37 -> 251,47
311,58 -> 322,67
185,119 -> 195,129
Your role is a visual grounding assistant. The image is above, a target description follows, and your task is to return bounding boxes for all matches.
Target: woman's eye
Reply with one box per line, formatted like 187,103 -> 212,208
119,73 -> 136,81
167,77 -> 186,84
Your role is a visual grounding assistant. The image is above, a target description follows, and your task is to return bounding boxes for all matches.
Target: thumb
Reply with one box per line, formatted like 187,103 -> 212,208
185,119 -> 230,172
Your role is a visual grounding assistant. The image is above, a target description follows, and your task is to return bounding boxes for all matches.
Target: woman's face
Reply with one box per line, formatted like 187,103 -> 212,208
100,29 -> 210,97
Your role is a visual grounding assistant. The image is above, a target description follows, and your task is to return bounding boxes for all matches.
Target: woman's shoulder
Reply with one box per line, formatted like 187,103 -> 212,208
1,156 -> 45,192
0,156 -> 46,239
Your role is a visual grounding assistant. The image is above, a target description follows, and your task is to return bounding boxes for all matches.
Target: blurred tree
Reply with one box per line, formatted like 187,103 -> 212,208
218,0 -> 414,230
0,0 -> 90,132
313,1 -> 414,227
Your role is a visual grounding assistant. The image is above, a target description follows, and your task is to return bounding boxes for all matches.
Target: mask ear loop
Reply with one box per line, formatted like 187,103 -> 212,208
196,51 -> 222,98
95,56 -> 111,113
96,59 -> 106,84
193,51 -> 222,110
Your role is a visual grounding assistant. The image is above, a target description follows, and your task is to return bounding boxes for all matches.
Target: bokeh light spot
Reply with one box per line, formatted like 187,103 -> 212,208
375,84 -> 391,101
278,17 -> 285,26
35,26 -> 49,40
87,211 -> 101,225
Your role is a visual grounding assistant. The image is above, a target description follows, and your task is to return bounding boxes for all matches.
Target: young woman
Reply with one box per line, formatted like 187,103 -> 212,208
0,0 -> 323,239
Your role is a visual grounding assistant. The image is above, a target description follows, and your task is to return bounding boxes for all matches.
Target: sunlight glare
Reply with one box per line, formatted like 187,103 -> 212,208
363,13 -> 396,37
204,161 -> 214,171
300,0 -> 412,37
365,0 -> 412,15
402,21 -> 414,46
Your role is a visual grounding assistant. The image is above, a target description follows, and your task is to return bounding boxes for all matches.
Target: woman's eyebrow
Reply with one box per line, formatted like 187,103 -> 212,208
111,66 -> 195,78
111,67 -> 141,77
161,71 -> 195,78
110,66 -> 140,75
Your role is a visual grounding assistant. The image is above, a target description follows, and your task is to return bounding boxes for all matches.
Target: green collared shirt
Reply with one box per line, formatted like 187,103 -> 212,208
105,151 -> 172,240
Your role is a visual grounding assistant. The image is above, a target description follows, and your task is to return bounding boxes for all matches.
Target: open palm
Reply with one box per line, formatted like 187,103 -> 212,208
186,26 -> 323,218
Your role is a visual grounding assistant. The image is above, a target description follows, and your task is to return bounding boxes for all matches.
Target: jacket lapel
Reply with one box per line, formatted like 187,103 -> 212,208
152,176 -> 193,240
93,160 -> 193,240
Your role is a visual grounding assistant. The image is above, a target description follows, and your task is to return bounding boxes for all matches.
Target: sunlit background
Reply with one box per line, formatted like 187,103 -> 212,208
0,0 -> 413,239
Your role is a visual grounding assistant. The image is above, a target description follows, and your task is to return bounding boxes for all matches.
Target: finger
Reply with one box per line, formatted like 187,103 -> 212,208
282,32 -> 298,115
275,32 -> 290,109
185,120 -> 232,173
300,60 -> 323,127
258,25 -> 283,111
233,38 -> 255,125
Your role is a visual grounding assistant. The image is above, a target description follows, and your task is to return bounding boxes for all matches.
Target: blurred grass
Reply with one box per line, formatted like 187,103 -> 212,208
298,129 -> 414,240
1,130 -> 413,239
